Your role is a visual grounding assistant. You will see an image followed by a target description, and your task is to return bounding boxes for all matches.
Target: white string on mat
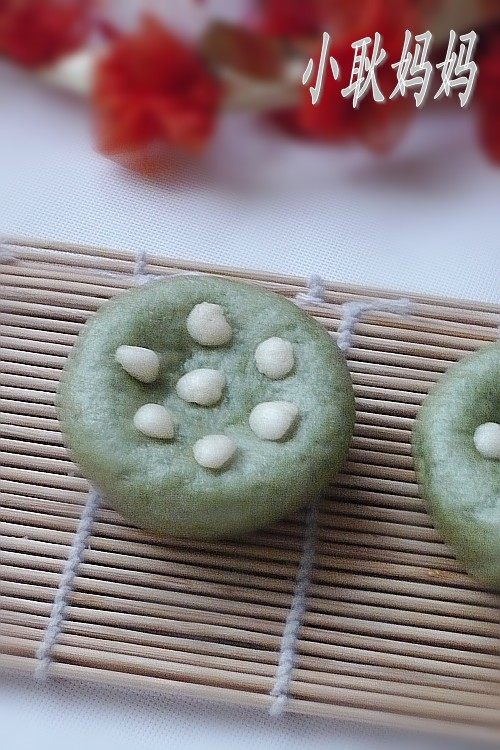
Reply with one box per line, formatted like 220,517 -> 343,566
268,275 -> 414,715
295,274 -> 326,305
134,248 -> 204,285
336,297 -> 413,351
296,274 -> 414,350
35,489 -> 101,680
0,239 -> 200,283
0,242 -> 18,264
133,248 -> 158,285
133,247 -> 167,284
269,502 -> 318,716
35,247 -> 153,680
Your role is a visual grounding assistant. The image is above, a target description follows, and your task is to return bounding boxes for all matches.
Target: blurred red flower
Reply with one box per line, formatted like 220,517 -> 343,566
258,0 -> 337,37
476,28 -> 500,163
262,0 -> 421,153
0,0 -> 94,67
259,0 -> 437,38
93,16 -> 222,156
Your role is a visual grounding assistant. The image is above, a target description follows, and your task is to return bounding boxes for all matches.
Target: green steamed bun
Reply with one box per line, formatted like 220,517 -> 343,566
59,276 -> 355,539
413,342 -> 500,590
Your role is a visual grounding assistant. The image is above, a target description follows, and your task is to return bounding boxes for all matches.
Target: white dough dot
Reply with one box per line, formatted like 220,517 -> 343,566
193,434 -> 236,469
176,368 -> 225,406
115,345 -> 160,384
187,302 -> 232,346
255,337 -> 294,380
473,422 -> 500,460
249,401 -> 299,441
133,404 -> 175,440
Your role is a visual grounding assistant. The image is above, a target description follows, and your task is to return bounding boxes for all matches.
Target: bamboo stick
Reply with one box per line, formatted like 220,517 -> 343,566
4,270 -> 497,342
333,486 -> 424,511
7,622 -> 498,699
0,311 -> 83,334
3,531 -> 493,610
0,480 -> 87,503
4,547 -> 497,619
289,680 -> 500,725
3,593 -> 497,672
292,667 -> 500,710
5,609 -> 499,688
2,265 -> 496,340
3,562 -> 496,639
1,571 -> 292,624
1,424 -> 63,444
1,525 -> 470,595
1,595 -> 283,650
2,506 -> 459,571
6,629 -> 500,713
4,236 -> 499,313
4,590 -> 498,673
2,653 -> 498,743
2,298 -> 90,322
5,632 -> 500,725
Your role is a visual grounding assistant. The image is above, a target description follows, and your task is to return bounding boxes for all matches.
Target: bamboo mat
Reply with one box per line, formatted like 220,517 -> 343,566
1,238 -> 499,743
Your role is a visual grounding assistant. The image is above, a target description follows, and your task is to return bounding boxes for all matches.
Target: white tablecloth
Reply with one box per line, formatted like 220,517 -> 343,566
1,62 -> 499,304
1,49 -> 498,750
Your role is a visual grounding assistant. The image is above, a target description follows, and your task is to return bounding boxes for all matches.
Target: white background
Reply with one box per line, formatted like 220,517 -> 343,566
1,62 -> 499,304
1,4 -> 499,747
